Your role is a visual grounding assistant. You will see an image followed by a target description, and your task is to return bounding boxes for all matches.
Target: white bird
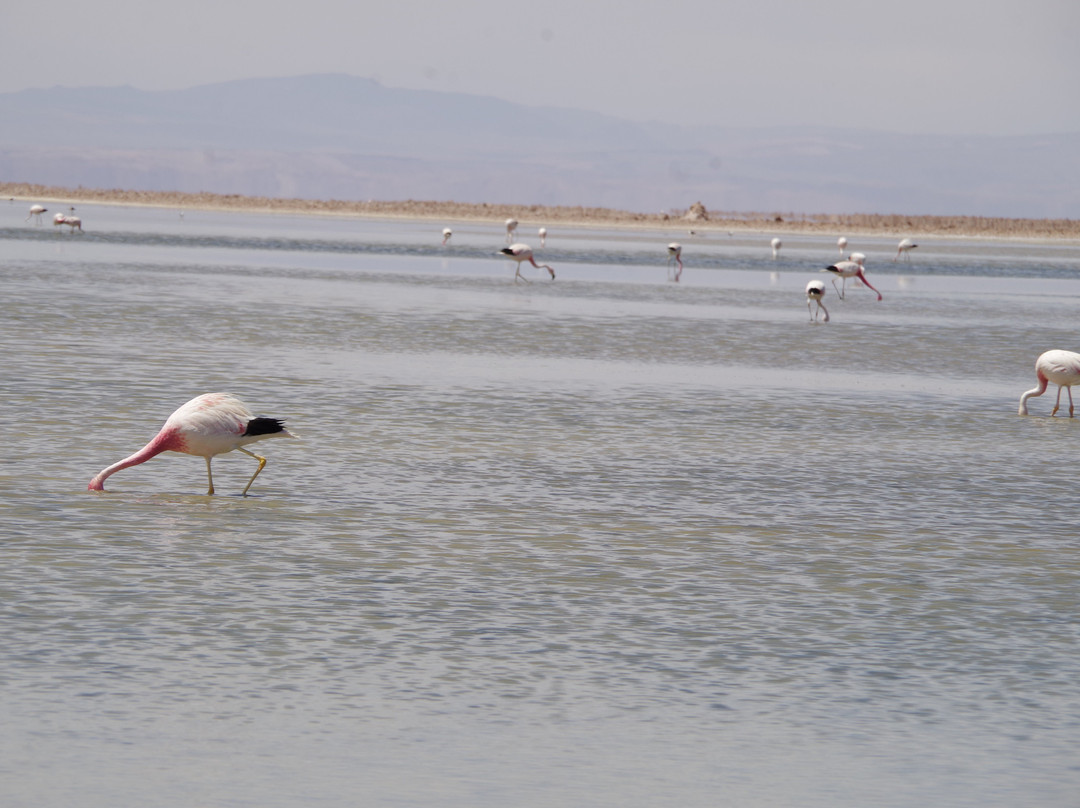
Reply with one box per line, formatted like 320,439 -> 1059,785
849,252 -> 866,266
894,238 -> 917,261
771,237 -> 782,259
63,215 -> 82,232
499,243 -> 555,283
442,227 -> 452,245
88,393 -> 295,495
538,227 -> 547,248
837,236 -> 848,255
805,280 -> 830,323
667,243 -> 683,282
26,204 -> 47,224
1018,350 -> 1080,416
823,259 -> 882,301
505,218 -> 518,243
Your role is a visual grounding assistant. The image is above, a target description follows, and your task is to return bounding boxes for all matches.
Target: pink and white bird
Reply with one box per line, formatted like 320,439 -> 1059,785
26,204 -> 47,224
538,227 -> 547,247
771,237 -> 782,259
88,393 -> 295,496
805,279 -> 830,322
1018,350 -> 1080,417
823,258 -> 882,301
894,238 -> 917,261
499,243 -> 555,283
442,227 -> 452,245
837,236 -> 848,255
53,212 -> 67,228
505,218 -> 518,243
667,242 -> 683,282
54,213 -> 82,232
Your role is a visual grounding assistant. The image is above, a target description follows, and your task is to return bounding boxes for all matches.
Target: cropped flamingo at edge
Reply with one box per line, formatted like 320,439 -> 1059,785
499,243 -> 555,283
88,393 -> 295,495
667,243 -> 683,282
1018,350 -> 1080,416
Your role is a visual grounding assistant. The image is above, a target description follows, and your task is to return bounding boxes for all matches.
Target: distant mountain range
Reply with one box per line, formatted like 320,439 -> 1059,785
1,73 -> 1076,218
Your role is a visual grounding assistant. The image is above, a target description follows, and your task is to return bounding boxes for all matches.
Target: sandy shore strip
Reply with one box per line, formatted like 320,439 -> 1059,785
4,181 -> 1078,241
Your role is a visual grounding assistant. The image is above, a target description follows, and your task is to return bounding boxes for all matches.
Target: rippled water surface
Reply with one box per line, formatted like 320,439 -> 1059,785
3,204 -> 1080,807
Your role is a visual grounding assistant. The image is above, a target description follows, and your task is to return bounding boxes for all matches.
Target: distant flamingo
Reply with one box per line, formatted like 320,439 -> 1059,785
499,243 -> 555,283
837,236 -> 848,255
1018,350 -> 1080,416
505,218 -> 518,243
823,259 -> 882,301
667,243 -> 683,282
538,227 -> 547,247
850,252 -> 866,266
63,215 -> 82,232
894,238 -> 917,261
88,393 -> 295,495
26,204 -> 47,224
805,279 -> 830,322
771,237 -> 782,259
53,212 -> 67,228
442,227 -> 452,245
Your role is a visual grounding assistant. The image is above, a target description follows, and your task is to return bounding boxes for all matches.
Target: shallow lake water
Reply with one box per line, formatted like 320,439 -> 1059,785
3,203 -> 1080,806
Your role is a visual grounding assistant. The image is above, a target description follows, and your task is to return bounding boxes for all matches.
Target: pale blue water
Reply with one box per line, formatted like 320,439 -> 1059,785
2,202 -> 1080,807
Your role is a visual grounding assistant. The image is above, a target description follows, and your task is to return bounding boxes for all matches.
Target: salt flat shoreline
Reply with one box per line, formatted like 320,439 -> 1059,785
4,181 -> 1078,241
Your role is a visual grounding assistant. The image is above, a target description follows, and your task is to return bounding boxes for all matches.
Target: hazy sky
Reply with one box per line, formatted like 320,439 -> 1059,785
4,0 -> 1078,136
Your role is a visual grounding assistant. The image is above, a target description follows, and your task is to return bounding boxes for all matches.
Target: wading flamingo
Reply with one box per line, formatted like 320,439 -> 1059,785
823,259 -> 882,301
837,236 -> 848,255
805,279 -> 830,322
53,212 -> 67,228
667,243 -> 683,282
500,243 -> 555,283
1018,350 -> 1080,416
894,238 -> 917,261
26,204 -> 47,224
771,237 -> 782,258
442,227 -> 452,245
505,218 -> 518,243
88,393 -> 295,495
63,215 -> 82,232
538,227 -> 547,247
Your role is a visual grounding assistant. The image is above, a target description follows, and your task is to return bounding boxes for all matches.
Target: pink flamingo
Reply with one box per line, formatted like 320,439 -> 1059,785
499,243 -> 555,283
837,236 -> 848,255
53,212 -> 67,228
505,218 -> 518,243
26,204 -> 47,224
538,227 -> 547,247
667,243 -> 683,282
894,238 -> 917,261
442,227 -> 452,245
823,258 -> 882,301
771,237 -> 782,258
1018,350 -> 1080,416
805,279 -> 829,322
88,393 -> 295,495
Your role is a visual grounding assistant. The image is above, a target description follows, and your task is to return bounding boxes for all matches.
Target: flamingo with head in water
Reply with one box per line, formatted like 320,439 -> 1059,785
1018,350 -> 1080,416
538,227 -> 547,247
88,393 -> 295,495
667,243 -> 683,282
823,258 -> 882,301
771,237 -> 782,258
894,238 -> 917,261
442,227 -> 452,245
499,243 -> 554,283
505,218 -> 518,243
805,280 -> 830,322
837,236 -> 848,255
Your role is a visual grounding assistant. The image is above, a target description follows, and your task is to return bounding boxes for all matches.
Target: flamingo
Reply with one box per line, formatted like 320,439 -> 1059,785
53,212 -> 67,228
771,237 -> 782,259
666,243 -> 683,282
1018,350 -> 1080,416
442,227 -> 452,245
499,243 -> 554,283
88,393 -> 295,495
837,236 -> 848,255
894,237 -> 917,261
63,215 -> 82,233
538,227 -> 547,248
823,259 -> 882,301
805,279 -> 830,322
505,218 -> 518,243
26,204 -> 47,224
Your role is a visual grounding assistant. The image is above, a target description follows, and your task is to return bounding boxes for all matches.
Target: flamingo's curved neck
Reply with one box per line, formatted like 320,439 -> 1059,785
88,428 -> 181,491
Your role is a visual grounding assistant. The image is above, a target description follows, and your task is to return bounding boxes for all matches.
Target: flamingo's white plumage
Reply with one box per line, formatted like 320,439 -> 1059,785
805,280 -> 830,322
499,243 -> 554,283
442,227 -> 452,245
538,227 -> 547,248
667,243 -> 683,282
88,393 -> 295,495
894,238 -> 917,261
771,237 -> 782,259
26,204 -> 47,224
837,236 -> 848,255
1018,350 -> 1080,416
823,259 -> 882,301
505,218 -> 518,243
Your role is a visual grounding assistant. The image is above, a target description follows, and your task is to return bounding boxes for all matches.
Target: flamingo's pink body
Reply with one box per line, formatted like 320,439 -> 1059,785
1018,350 -> 1080,416
500,243 -> 555,283
88,393 -> 294,495
823,259 -> 882,301
805,279 -> 829,322
667,243 -> 683,282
